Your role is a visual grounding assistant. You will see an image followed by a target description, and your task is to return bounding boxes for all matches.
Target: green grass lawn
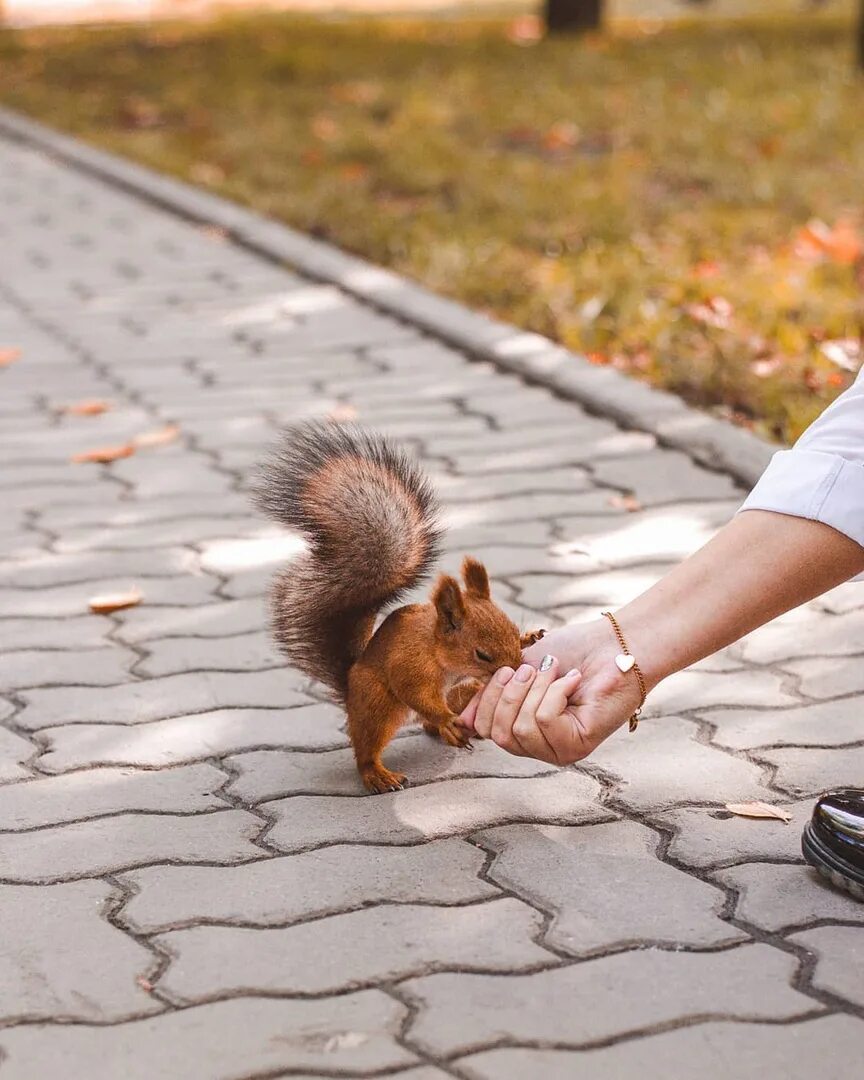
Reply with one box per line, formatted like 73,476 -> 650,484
1,12 -> 862,442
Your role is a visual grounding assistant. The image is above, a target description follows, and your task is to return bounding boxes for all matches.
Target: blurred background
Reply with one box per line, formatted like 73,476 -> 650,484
1,0 -> 862,444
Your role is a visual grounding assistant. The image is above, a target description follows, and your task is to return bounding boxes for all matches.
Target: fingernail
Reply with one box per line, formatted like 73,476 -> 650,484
515,663 -> 535,683
539,654 -> 555,673
567,668 -> 581,678
496,667 -> 515,685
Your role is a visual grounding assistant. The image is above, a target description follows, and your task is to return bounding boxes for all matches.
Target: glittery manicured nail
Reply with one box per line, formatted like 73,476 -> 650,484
515,663 -> 534,683
539,654 -> 555,673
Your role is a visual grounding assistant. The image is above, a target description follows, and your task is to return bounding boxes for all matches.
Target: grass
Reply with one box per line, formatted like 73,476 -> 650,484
1,11 -> 862,442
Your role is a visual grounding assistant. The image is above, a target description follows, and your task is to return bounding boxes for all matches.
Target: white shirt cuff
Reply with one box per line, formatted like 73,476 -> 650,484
739,447 -> 864,554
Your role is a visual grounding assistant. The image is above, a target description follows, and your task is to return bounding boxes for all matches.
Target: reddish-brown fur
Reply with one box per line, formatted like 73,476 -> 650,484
254,422 -> 545,793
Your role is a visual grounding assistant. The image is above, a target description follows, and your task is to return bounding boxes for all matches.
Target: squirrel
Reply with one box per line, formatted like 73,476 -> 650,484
253,420 -> 546,794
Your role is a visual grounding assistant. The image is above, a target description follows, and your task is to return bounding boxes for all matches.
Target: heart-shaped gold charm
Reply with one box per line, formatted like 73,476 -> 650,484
615,653 -> 635,674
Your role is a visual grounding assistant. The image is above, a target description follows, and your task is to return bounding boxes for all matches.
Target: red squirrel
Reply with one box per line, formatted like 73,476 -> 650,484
254,421 -> 545,793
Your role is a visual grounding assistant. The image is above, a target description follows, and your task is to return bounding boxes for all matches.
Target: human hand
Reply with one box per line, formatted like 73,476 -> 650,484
459,621 -> 646,764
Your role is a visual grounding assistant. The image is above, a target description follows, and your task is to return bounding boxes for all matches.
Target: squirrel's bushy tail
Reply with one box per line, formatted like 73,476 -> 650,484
253,421 -> 441,702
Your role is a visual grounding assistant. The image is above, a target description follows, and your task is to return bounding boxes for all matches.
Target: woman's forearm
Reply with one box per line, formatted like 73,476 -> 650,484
615,509 -> 864,689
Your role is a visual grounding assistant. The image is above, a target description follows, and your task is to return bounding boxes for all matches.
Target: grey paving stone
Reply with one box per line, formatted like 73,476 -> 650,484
0,573 -> 217,617
642,666 -> 797,718
655,800 -> 814,868
458,1016 -> 864,1080
434,467 -> 593,503
790,926 -> 864,1008
0,762 -> 228,830
478,821 -> 743,954
120,839 -> 497,932
16,669 -> 310,730
0,615 -> 109,651
114,597 -> 262,643
0,992 -> 416,1080
0,880 -> 158,1023
55,516 -> 258,553
39,492 -> 250,531
157,898 -> 547,999
0,726 -> 33,782
0,809 -> 262,883
37,703 -> 346,772
736,607 -> 864,664
36,704 -> 347,773
760,744 -> 864,798
591,716 -> 768,810
138,631 -> 281,677
0,547 -> 197,588
716,862 -> 864,932
226,737 -> 557,802
703,697 -> 863,751
0,646 -> 135,690
590,448 -> 742,504
265,771 -> 608,853
405,944 -> 809,1055
814,582 -> 864,615
780,655 -> 864,699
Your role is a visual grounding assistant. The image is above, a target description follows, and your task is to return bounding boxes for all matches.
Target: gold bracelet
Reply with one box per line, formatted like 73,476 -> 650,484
601,611 -> 647,733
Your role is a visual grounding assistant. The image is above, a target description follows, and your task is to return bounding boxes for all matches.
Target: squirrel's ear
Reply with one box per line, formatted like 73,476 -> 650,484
432,574 -> 466,633
461,556 -> 490,600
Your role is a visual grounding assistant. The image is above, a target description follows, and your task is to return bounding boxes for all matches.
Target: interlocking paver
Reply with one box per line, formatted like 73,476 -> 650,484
226,737 -> 557,802
477,821 -> 744,953
703,698 -> 862,751
655,800 -> 813,868
0,993 -> 417,1080
590,716 -> 768,809
119,839 -> 498,932
264,771 -> 608,853
36,703 -> 348,771
0,880 -> 158,1023
790,926 -> 864,1008
716,862 -> 864,932
457,1016 -> 864,1080
156,899 -> 548,999
1,122 -> 861,1078
16,669 -> 311,730
0,762 -> 228,830
404,944 -> 810,1055
0,809 -> 263,883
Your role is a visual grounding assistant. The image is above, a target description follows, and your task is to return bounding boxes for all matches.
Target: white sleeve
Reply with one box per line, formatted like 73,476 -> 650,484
739,369 -> 864,551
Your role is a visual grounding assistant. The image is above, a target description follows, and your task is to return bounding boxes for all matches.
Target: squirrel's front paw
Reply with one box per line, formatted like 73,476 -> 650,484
361,765 -> 407,794
520,627 -> 547,648
437,718 -> 473,751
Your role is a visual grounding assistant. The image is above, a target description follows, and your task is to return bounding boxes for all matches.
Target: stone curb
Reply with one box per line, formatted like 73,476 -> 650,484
0,106 -> 775,487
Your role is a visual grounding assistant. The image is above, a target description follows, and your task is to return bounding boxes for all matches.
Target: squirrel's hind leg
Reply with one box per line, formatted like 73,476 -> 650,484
346,666 -> 410,794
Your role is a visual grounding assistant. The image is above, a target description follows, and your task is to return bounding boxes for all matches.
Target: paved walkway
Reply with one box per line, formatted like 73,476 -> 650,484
1,130 -> 863,1080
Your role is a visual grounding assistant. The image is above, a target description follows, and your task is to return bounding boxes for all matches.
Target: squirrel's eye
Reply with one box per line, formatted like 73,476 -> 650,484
475,648 -> 493,663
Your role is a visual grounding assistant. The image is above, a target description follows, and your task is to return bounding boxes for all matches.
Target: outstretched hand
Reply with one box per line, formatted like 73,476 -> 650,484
459,621 -> 646,764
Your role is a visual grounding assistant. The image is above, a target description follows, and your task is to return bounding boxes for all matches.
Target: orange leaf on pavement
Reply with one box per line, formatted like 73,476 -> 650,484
71,443 -> 135,464
0,347 -> 21,367
133,424 -> 179,448
328,404 -> 358,423
725,801 -> 792,823
89,587 -> 142,614
63,399 -> 112,416
608,494 -> 642,512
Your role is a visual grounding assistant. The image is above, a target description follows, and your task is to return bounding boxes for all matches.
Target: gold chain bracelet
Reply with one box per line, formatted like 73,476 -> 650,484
601,611 -> 647,732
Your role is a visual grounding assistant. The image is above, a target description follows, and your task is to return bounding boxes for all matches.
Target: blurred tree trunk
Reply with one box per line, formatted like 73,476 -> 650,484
545,0 -> 603,34
859,0 -> 864,70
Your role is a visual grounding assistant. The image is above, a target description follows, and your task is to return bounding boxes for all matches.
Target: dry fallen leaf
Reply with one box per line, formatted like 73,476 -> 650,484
71,443 -> 136,464
133,424 -> 179,449
608,494 -> 642,512
136,976 -> 153,992
327,403 -> 358,423
725,801 -> 792,823
63,399 -> 112,416
89,587 -> 142,614
0,347 -> 21,367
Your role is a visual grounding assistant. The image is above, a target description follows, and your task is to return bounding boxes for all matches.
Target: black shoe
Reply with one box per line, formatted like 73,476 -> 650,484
802,788 -> 864,902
